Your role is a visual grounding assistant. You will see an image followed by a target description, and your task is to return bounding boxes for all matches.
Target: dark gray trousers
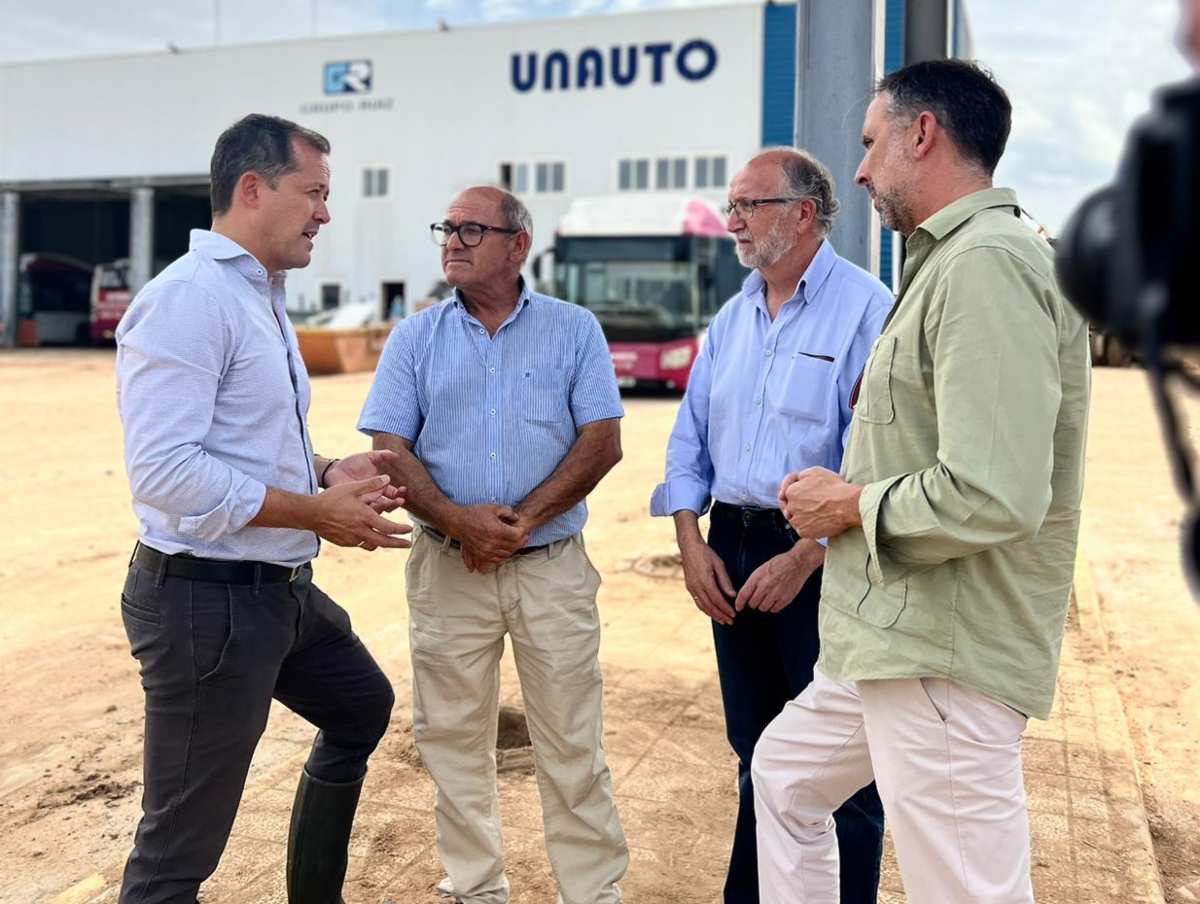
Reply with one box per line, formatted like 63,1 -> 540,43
117,558 -> 394,904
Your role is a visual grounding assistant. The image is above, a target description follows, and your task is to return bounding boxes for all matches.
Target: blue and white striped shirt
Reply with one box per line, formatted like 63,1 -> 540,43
116,230 -> 319,567
651,240 -> 893,516
358,284 -> 624,546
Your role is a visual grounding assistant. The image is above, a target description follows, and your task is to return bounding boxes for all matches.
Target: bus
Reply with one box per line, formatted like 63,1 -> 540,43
543,195 -> 746,392
90,258 -> 134,345
17,253 -> 94,346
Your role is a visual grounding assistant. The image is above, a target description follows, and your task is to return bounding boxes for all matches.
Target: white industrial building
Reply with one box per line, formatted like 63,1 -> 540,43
0,0 -> 968,344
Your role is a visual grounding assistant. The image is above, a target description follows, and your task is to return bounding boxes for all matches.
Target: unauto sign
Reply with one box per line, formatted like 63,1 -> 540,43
511,40 -> 718,92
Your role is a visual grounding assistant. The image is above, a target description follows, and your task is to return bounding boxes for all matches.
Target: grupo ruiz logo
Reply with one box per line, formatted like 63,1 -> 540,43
324,60 -> 373,95
511,39 -> 717,93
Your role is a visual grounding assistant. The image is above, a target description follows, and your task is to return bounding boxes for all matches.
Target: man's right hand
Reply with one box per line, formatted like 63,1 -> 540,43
307,475 -> 413,549
678,534 -> 736,626
452,504 -> 530,573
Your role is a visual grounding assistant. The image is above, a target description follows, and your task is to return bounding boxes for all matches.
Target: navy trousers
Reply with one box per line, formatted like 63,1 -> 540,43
708,502 -> 884,904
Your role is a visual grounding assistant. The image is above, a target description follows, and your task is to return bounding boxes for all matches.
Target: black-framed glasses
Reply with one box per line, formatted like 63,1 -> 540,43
430,221 -> 522,247
722,197 -> 807,220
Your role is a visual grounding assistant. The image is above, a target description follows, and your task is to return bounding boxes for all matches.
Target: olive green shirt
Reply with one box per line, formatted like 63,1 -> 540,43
817,188 -> 1090,720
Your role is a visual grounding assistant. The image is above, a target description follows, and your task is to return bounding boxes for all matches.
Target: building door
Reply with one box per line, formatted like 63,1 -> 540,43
381,281 -> 405,320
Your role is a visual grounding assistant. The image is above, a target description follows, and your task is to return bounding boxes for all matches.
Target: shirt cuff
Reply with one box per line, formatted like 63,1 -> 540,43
177,477 -> 267,541
858,475 -> 906,586
649,479 -> 711,517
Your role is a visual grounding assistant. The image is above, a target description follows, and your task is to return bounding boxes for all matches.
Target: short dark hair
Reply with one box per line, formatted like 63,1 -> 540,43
876,60 -> 1012,175
209,114 -> 330,215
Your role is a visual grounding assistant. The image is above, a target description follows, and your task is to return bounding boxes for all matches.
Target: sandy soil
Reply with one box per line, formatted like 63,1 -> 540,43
0,351 -> 1196,902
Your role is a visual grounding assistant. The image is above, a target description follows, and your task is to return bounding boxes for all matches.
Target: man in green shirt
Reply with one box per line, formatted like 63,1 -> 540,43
751,60 -> 1090,904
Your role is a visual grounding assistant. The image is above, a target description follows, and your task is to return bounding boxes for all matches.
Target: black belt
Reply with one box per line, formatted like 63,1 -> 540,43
711,501 -> 800,541
131,542 -> 309,584
421,526 -> 551,557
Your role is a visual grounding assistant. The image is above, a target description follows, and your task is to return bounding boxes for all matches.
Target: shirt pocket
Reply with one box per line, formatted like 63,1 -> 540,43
855,335 -> 897,425
520,367 -> 570,425
777,352 -> 835,423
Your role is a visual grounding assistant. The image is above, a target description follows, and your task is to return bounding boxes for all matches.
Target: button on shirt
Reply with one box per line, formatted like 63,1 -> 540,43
817,188 -> 1091,720
115,230 -> 318,567
357,285 -> 623,547
650,240 -> 893,516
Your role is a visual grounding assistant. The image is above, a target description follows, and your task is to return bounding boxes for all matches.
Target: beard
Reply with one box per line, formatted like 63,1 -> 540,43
736,216 -> 796,270
867,180 -> 917,236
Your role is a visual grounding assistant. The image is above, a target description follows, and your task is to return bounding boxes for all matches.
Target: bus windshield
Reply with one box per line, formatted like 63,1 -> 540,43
556,259 -> 696,341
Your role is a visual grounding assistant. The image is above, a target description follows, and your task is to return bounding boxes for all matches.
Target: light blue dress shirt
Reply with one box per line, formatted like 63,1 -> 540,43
116,230 -> 319,567
358,284 -> 624,546
650,240 -> 893,516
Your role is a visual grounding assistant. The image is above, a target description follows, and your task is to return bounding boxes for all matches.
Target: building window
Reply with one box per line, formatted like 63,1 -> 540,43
635,159 -> 649,190
694,155 -> 727,190
321,283 -> 341,310
673,157 -> 688,188
515,163 -> 529,194
363,167 -> 389,198
618,159 -> 633,191
532,162 -> 566,194
712,156 -> 727,187
656,158 -> 670,189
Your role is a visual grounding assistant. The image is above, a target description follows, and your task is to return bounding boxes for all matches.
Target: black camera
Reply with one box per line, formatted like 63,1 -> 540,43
1055,76 -> 1200,591
1056,76 -> 1200,349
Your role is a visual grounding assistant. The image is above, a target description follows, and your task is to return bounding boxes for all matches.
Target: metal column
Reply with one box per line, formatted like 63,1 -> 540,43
904,0 -> 952,64
793,0 -> 885,272
129,186 -> 155,295
0,193 -> 19,349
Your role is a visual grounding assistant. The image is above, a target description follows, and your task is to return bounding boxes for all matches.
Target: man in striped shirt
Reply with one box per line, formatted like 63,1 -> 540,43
359,186 -> 627,904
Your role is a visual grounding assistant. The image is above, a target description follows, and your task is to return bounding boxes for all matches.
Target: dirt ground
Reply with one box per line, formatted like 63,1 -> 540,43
0,350 -> 1197,902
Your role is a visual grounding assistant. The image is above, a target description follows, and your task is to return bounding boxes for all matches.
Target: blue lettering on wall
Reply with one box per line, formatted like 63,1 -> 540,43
576,48 -> 604,89
511,53 -> 537,93
610,46 -> 638,87
543,50 -> 570,91
676,39 -> 718,81
509,39 -> 717,92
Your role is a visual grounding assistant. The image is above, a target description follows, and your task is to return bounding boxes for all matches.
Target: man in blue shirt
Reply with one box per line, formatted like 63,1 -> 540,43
115,115 -> 412,904
650,149 -> 889,903
360,187 -> 627,904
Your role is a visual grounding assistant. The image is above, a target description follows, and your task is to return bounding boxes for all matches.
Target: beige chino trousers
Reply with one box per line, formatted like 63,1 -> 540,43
752,667 -> 1034,904
405,526 -> 627,904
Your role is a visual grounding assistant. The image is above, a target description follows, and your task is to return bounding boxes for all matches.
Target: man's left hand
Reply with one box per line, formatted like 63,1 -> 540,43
735,542 -> 824,613
778,467 -> 863,540
326,451 -> 406,513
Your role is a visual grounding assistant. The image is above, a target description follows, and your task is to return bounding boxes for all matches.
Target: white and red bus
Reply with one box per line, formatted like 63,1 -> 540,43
89,258 -> 133,345
544,195 -> 746,392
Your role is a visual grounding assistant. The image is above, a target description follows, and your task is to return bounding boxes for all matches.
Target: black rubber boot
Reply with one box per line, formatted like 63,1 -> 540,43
286,768 -> 364,904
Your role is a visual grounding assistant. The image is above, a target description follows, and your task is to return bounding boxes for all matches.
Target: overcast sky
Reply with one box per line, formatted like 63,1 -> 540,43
0,0 -> 1191,232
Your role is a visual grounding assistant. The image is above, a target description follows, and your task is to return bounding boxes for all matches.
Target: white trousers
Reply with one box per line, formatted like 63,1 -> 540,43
752,668 -> 1033,904
406,527 -> 627,904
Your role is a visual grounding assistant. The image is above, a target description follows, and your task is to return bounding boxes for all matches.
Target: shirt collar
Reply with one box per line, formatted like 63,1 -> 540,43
452,277 -> 532,318
740,238 -> 839,312
912,187 -> 1021,243
189,229 -> 284,287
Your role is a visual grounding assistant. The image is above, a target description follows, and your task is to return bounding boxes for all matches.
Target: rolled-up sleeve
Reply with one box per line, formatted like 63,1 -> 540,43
862,249 -> 1060,584
116,282 -> 266,541
569,311 -> 624,427
358,320 -> 423,440
650,323 -> 717,517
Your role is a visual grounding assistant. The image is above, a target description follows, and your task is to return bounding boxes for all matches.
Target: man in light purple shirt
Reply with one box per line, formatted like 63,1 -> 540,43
650,149 -> 890,904
115,114 -> 409,904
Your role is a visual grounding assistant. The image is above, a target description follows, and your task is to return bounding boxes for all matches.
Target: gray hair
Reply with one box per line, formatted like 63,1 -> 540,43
210,114 -> 330,216
777,149 -> 840,236
498,190 -> 533,237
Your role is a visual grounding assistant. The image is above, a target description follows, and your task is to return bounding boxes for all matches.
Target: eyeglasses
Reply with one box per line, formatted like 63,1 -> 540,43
721,197 -> 807,220
430,221 -> 522,247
